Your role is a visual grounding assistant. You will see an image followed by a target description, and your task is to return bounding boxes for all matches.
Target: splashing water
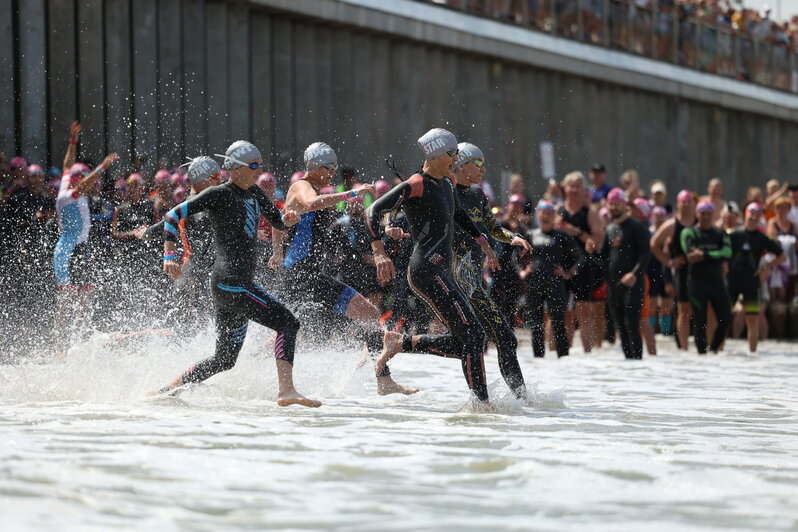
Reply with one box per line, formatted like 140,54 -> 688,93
2,332 -> 797,530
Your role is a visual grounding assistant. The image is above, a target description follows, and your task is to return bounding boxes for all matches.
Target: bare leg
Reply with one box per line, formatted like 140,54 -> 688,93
346,294 -> 418,395
564,310 -> 575,346
745,315 -> 759,353
640,317 -> 656,355
276,359 -> 322,407
592,301 -> 605,348
732,305 -> 745,338
677,302 -> 692,351
574,301 -> 593,352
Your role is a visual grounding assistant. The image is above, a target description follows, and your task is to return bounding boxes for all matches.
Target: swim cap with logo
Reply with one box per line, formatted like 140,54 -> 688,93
633,197 -> 651,218
677,189 -> 694,203
536,200 -> 555,211
453,142 -> 485,170
187,156 -> 221,186
218,140 -> 262,170
304,142 -> 337,171
696,200 -> 715,212
417,128 -> 458,160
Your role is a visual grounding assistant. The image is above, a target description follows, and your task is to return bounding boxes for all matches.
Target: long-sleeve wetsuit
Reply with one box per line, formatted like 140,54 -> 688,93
365,172 -> 490,402
525,228 -> 585,358
728,228 -> 783,314
451,183 -> 526,397
680,224 -> 732,353
604,216 -> 651,359
161,181 -> 299,384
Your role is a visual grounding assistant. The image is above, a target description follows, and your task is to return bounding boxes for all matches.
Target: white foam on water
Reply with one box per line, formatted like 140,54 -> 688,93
1,331 -> 797,530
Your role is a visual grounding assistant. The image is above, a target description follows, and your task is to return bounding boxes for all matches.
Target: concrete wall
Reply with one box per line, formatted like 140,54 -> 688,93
2,0 -> 797,201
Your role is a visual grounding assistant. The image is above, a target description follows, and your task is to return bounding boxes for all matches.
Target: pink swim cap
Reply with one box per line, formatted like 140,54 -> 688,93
126,173 -> 144,184
70,162 -> 90,176
652,206 -> 667,217
633,197 -> 651,218
258,172 -> 276,184
696,200 -> 715,212
375,179 -> 391,194
509,194 -> 526,205
745,202 -> 764,214
290,171 -> 306,184
172,186 -> 187,204
154,169 -> 171,183
606,187 -> 627,204
10,156 -> 27,168
536,200 -> 555,211
27,164 -> 44,175
677,189 -> 694,203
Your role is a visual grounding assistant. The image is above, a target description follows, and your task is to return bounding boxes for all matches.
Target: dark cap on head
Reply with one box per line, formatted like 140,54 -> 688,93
591,163 -> 606,173
788,184 -> 798,192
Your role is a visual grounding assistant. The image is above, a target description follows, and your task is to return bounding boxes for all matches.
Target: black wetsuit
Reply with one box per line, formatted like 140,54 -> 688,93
161,181 -> 298,384
670,217 -> 693,303
524,227 -> 584,358
490,219 -> 524,322
282,188 -> 389,376
452,183 -> 525,396
728,228 -> 782,314
557,204 -> 596,301
366,172 -> 489,401
680,225 -> 731,353
604,216 -> 651,359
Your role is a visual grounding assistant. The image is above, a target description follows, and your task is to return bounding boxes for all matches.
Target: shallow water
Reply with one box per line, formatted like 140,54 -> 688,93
2,329 -> 797,531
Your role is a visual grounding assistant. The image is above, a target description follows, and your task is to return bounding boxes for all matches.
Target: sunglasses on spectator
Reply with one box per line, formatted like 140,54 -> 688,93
445,148 -> 459,157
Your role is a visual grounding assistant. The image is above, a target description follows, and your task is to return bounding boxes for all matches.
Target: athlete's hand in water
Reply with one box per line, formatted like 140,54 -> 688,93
282,209 -> 300,227
353,183 -> 375,196
164,259 -> 182,280
385,225 -> 410,240
374,252 -> 396,286
481,241 -> 500,271
268,254 -> 283,271
511,235 -> 531,256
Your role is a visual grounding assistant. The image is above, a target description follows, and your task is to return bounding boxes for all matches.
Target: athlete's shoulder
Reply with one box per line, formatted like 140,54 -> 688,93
406,173 -> 424,198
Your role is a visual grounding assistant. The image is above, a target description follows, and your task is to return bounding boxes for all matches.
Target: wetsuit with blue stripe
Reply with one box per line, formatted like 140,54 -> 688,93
54,174 -> 92,288
162,181 -> 299,384
365,172 -> 490,402
281,187 -> 390,376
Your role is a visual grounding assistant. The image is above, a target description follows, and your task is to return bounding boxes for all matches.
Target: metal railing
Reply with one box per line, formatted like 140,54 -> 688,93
421,0 -> 798,93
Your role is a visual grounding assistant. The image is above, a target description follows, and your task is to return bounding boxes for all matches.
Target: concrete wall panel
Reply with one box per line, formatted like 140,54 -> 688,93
105,0 -> 132,170
46,0 -> 77,168
18,0 -> 48,164
77,0 -> 105,163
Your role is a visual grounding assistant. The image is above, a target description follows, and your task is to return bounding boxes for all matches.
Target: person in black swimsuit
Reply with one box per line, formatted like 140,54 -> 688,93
729,202 -> 784,352
604,188 -> 651,359
650,189 -> 696,351
556,171 -> 604,353
150,140 -> 320,407
271,142 -> 417,396
520,200 -> 584,358
437,142 -> 530,397
366,128 -> 500,404
680,200 -> 732,354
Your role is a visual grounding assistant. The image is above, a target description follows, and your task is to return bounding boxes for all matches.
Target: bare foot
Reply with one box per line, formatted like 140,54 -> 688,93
377,375 -> 420,395
277,389 -> 322,408
375,331 -> 403,376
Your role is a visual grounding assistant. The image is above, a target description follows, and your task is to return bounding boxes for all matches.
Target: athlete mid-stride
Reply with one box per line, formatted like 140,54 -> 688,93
150,140 -> 320,407
270,141 -> 418,396
365,128 -> 500,404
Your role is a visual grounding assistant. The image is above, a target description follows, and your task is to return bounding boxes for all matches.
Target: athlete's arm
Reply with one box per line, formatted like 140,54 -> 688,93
62,121 -> 81,174
71,153 -> 119,197
162,186 -> 223,243
584,208 -> 605,252
649,218 -> 674,265
288,180 -> 373,215
706,232 -> 732,260
364,180 -> 412,241
630,222 -> 652,277
251,185 -> 292,230
482,194 -> 530,255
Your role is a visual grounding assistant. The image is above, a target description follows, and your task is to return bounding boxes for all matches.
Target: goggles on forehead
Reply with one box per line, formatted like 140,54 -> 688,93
214,153 -> 263,170
469,158 -> 485,167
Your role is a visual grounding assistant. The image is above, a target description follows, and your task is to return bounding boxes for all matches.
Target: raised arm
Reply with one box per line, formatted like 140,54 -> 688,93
72,153 -> 119,196
62,121 -> 81,174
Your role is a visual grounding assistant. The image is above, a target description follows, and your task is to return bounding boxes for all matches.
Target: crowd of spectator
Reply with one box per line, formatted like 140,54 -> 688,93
425,0 -> 798,89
